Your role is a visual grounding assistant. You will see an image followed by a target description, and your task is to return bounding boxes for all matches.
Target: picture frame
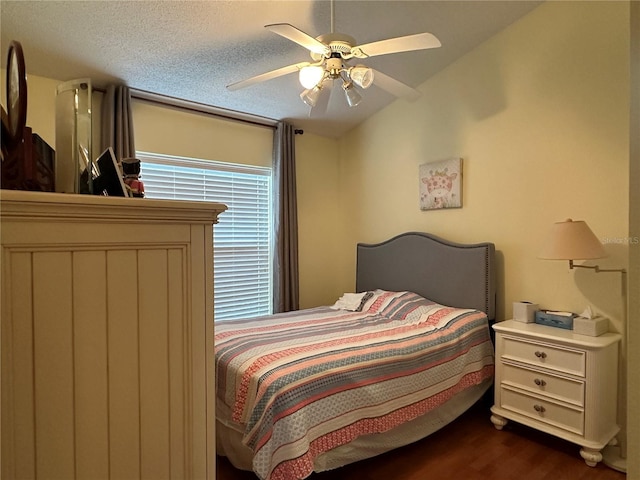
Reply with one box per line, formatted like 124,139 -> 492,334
419,157 -> 462,210
92,147 -> 130,197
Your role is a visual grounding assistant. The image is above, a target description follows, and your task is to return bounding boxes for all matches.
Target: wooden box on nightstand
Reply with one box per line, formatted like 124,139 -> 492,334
490,320 -> 621,467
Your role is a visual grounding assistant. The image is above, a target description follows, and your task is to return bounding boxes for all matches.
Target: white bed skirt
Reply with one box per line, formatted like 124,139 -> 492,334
216,378 -> 492,475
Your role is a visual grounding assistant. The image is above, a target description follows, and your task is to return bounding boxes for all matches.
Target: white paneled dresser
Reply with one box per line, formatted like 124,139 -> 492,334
1,191 -> 226,480
490,320 -> 621,467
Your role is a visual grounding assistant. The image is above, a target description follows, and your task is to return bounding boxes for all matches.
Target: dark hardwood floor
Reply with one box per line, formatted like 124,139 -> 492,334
216,399 -> 626,480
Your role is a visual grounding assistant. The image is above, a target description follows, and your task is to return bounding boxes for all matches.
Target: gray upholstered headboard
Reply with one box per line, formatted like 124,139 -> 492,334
356,232 -> 496,321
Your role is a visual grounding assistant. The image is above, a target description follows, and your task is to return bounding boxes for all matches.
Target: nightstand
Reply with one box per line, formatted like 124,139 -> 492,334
490,320 -> 621,467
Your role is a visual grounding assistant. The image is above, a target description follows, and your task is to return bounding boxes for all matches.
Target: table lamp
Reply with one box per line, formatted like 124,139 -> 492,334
538,218 -> 626,274
539,218 -> 627,472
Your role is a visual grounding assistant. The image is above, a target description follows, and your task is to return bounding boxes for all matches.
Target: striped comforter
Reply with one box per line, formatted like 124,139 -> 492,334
215,291 -> 494,480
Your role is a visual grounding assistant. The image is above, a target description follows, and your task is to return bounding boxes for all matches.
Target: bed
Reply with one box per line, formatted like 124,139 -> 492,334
215,232 -> 496,480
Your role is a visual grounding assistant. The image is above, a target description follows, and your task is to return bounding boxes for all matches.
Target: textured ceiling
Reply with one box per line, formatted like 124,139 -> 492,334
0,0 -> 542,138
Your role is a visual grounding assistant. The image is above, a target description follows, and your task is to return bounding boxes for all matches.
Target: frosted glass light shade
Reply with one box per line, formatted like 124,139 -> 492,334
538,219 -> 607,260
299,66 -> 324,89
300,86 -> 322,107
349,66 -> 374,89
343,83 -> 362,107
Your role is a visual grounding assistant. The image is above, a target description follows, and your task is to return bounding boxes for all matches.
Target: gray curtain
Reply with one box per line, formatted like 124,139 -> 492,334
101,85 -> 135,160
272,122 -> 299,313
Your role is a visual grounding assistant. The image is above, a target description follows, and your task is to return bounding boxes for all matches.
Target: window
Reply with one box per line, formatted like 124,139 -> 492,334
138,152 -> 272,321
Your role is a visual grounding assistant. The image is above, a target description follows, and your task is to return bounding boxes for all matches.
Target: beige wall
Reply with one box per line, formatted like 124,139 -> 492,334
627,0 -> 639,477
132,100 -> 342,308
15,0 -> 630,327
132,100 -> 273,167
1,4 -> 631,330
1,71 -> 58,147
1,77 -> 342,309
338,1 -> 629,326
1,72 -> 104,162
337,1 -> 635,475
5,2 -> 637,475
295,133 -> 348,307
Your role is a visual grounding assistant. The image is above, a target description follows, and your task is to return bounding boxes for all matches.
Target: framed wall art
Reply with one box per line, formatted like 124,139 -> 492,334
419,158 -> 462,210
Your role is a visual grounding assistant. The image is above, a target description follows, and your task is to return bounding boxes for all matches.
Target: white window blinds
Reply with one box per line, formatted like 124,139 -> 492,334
137,152 -> 272,321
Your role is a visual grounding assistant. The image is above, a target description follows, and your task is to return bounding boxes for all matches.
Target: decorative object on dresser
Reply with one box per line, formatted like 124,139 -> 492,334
0,190 -> 226,480
55,78 -> 93,193
1,40 -> 55,192
91,147 -> 130,197
513,301 -> 538,323
534,309 -> 577,330
122,157 -> 145,197
2,40 -> 26,159
573,315 -> 609,337
490,320 -> 621,468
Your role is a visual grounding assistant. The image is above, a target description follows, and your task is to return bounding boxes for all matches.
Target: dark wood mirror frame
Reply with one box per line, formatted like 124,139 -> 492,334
1,40 -> 55,192
6,41 -> 28,146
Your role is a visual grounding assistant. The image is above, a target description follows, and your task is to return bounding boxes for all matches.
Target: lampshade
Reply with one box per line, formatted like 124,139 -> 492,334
349,66 -> 374,89
538,218 -> 607,260
300,85 -> 322,107
299,66 -> 325,89
343,82 -> 362,107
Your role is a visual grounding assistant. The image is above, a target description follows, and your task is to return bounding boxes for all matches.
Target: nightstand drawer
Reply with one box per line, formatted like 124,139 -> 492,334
502,336 -> 585,377
502,362 -> 584,406
500,387 -> 584,435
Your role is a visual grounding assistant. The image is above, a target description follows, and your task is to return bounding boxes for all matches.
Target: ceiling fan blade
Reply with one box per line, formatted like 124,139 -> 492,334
309,80 -> 333,117
265,23 -> 330,56
227,62 -> 309,91
371,69 -> 421,101
352,32 -> 441,58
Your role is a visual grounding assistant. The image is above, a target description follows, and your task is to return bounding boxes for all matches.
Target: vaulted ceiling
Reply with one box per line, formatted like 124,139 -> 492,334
0,1 -> 542,138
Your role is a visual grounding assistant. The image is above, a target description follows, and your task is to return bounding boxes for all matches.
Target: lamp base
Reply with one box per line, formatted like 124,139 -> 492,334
602,444 -> 626,473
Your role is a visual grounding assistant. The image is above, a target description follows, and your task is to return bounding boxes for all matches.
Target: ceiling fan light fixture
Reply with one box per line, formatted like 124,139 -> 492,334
230,4 -> 441,114
349,65 -> 374,89
300,85 -> 323,107
299,65 -> 325,89
342,81 -> 362,107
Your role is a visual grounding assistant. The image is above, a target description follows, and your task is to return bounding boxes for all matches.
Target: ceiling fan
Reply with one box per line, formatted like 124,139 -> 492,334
226,1 -> 441,114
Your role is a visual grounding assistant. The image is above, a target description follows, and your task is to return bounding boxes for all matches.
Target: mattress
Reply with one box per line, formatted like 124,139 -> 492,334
217,378 -> 492,473
215,291 -> 495,480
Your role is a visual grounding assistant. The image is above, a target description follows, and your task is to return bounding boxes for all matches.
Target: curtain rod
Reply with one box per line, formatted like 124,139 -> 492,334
129,88 -> 278,130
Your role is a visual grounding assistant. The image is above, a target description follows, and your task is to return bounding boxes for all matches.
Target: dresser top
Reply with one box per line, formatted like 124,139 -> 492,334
0,190 -> 227,224
494,319 -> 621,348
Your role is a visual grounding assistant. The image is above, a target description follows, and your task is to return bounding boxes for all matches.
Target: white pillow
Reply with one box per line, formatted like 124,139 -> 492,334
331,292 -> 369,311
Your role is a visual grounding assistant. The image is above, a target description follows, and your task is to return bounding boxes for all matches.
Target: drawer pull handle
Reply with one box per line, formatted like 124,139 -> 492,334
534,351 -> 547,359
533,404 -> 546,413
534,378 -> 547,387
